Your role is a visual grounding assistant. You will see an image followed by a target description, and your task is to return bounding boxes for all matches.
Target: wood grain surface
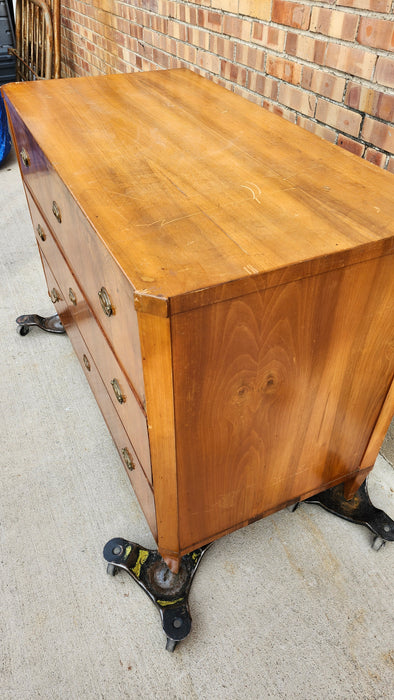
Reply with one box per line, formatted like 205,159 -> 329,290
172,255 -> 394,549
3,69 -> 393,567
138,312 -> 180,571
3,70 -> 394,316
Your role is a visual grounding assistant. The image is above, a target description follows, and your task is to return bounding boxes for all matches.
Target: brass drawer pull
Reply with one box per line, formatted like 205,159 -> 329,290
121,447 -> 135,471
110,378 -> 125,404
98,286 -> 113,316
82,354 -> 91,371
37,224 -> 46,241
68,288 -> 77,305
52,200 -> 62,223
50,288 -> 60,303
20,147 -> 30,167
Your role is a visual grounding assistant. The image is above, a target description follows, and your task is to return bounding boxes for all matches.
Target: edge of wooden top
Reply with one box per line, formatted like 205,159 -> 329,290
134,235 -> 394,317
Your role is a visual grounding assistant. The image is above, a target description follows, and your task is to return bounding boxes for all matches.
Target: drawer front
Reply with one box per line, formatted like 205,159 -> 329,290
28,191 -> 152,483
10,104 -> 146,404
40,254 -> 157,541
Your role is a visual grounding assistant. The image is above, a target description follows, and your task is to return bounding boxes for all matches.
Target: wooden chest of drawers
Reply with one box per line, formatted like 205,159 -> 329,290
2,70 -> 394,573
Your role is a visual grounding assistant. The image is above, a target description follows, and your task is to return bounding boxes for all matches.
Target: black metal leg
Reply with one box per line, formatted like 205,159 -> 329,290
299,480 -> 394,550
103,538 -> 211,651
16,313 -> 65,335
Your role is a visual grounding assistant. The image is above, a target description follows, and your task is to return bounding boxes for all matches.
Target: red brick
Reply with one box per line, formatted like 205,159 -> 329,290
362,117 -> 394,154
297,116 -> 337,142
211,0 -> 238,12
338,135 -> 365,157
187,27 -> 210,51
278,84 -> 316,116
286,32 -> 327,65
209,34 -> 235,61
135,10 -> 153,28
387,157 -> 394,174
262,100 -> 297,124
337,0 -> 390,10
252,22 -> 286,52
197,50 -> 221,74
223,15 -> 252,40
176,42 -> 197,64
221,60 -> 248,86
345,83 -> 394,122
143,28 -> 154,45
248,73 -> 279,100
365,148 -> 387,168
167,20 -> 187,42
233,85 -> 263,105
374,57 -> 394,89
357,17 -> 394,51
211,35 -> 236,60
198,9 -> 223,32
271,0 -> 311,30
301,67 -> 345,102
266,55 -> 302,85
211,75 -> 228,90
152,48 -> 170,69
325,43 -> 376,80
238,0 -> 272,20
310,8 -> 359,41
235,44 -> 265,71
315,99 -> 362,136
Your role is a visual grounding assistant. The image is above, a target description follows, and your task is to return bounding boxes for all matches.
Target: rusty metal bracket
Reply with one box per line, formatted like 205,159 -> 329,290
16,313 -> 65,335
297,480 -> 394,550
103,538 -> 211,651
13,0 -> 60,81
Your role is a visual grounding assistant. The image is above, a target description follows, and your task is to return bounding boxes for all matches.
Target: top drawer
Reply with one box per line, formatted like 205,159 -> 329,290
9,103 -> 146,405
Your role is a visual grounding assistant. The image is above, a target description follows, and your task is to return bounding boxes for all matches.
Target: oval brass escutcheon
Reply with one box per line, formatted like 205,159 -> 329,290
98,287 -> 113,316
50,288 -> 60,303
20,147 -> 30,168
121,447 -> 135,471
82,354 -> 91,371
121,447 -> 135,472
110,378 -> 125,404
68,288 -> 77,305
52,200 -> 62,223
37,224 -> 46,241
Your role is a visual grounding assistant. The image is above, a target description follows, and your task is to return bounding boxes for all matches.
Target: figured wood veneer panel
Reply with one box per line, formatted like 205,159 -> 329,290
173,255 -> 394,549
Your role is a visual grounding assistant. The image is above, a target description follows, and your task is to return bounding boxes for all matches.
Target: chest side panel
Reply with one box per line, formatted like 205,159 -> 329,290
172,254 -> 394,550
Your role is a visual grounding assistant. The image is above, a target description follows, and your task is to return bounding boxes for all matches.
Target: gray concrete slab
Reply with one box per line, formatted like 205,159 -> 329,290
1,147 -> 393,700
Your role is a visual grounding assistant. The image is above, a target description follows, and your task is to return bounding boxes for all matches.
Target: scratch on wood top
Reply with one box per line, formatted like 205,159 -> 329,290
244,264 -> 259,275
241,182 -> 262,204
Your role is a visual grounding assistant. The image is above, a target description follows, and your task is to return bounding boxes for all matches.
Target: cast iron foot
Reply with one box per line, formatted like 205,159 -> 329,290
103,538 -> 211,651
295,480 -> 394,550
16,313 -> 65,335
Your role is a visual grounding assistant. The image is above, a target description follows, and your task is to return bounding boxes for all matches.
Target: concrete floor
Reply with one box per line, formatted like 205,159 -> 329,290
1,146 -> 394,700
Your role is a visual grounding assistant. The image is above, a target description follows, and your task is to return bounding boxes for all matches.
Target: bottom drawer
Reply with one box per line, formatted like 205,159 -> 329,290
40,251 -> 158,541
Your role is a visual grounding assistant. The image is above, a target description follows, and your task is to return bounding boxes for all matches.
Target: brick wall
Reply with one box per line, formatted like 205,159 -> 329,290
60,1 -> 394,170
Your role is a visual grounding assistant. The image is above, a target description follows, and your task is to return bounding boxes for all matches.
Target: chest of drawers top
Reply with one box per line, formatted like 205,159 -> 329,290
3,68 -> 394,317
